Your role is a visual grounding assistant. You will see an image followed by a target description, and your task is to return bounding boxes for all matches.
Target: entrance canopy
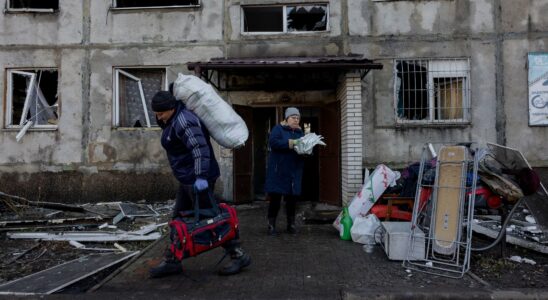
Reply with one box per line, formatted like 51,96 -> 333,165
187,55 -> 383,91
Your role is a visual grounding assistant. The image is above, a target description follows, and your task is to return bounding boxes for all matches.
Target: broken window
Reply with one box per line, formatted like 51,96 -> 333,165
242,4 -> 328,33
7,0 -> 59,12
112,0 -> 199,9
113,68 -> 167,128
6,69 -> 59,131
394,59 -> 470,124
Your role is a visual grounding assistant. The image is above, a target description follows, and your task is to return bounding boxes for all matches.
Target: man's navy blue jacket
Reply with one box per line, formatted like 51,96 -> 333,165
264,123 -> 304,196
160,102 -> 220,185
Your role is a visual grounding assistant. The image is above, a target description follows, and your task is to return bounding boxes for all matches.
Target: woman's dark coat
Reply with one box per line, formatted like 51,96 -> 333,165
264,123 -> 304,196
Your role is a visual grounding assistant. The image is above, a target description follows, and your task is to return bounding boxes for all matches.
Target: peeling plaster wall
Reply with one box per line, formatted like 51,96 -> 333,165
89,0 -> 223,44
1,0 -> 547,202
348,0 -> 548,168
0,0 -> 83,45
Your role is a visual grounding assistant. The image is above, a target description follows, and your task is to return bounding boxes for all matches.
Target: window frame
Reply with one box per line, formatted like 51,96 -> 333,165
112,66 -> 168,129
4,0 -> 59,13
393,58 -> 471,125
241,3 -> 330,35
5,68 -> 59,130
110,0 -> 200,10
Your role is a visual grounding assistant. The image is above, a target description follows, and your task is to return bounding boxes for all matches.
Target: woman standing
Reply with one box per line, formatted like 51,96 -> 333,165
264,107 -> 305,235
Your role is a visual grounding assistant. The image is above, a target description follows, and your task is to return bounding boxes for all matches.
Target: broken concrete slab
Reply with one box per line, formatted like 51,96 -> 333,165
0,252 -> 138,295
7,231 -> 161,242
472,219 -> 548,254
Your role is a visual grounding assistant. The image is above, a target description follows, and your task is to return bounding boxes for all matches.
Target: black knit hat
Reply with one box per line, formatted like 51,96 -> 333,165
151,91 -> 177,112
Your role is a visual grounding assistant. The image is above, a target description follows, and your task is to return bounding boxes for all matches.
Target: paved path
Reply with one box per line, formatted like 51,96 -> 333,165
95,203 -> 489,299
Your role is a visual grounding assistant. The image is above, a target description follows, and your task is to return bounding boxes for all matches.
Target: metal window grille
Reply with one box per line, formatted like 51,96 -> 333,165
394,58 -> 471,124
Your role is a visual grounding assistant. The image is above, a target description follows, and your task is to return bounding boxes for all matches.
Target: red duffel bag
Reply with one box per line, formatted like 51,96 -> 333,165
169,191 -> 239,261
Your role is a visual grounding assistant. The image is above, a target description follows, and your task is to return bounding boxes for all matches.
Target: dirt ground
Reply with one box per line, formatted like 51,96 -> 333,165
470,236 -> 548,288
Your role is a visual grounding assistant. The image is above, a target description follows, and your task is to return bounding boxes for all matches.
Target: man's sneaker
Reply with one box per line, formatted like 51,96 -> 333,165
219,252 -> 251,276
149,259 -> 183,278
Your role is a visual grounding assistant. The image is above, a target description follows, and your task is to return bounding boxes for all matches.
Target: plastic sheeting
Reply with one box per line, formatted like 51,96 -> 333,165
294,133 -> 326,155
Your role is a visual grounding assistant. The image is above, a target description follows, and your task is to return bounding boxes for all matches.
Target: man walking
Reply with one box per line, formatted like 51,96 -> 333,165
148,91 -> 250,278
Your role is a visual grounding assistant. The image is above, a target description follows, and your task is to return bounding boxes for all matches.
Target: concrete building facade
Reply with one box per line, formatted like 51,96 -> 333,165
1,0 -> 547,205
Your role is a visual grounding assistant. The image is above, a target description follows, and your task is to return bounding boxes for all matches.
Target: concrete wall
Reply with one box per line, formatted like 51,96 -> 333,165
1,0 -> 547,202
347,0 -> 548,167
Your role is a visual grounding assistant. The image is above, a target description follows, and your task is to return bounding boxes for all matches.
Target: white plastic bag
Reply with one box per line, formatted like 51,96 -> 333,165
294,133 -> 326,155
350,214 -> 381,244
173,73 -> 249,149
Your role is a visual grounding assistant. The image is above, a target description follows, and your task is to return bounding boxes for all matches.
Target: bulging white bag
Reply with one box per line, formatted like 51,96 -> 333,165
350,214 -> 381,244
173,73 -> 248,149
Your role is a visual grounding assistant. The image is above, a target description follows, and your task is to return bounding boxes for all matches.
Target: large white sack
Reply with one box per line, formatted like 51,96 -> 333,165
173,73 -> 248,149
333,164 -> 398,230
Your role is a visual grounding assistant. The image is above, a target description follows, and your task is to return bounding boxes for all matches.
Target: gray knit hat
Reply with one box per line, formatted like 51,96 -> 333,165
284,107 -> 300,119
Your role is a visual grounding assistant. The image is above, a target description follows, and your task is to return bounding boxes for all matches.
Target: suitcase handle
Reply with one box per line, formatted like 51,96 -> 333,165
192,187 -> 221,224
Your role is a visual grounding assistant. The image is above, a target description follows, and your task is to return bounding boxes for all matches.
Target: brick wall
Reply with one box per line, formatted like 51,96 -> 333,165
338,72 -> 363,205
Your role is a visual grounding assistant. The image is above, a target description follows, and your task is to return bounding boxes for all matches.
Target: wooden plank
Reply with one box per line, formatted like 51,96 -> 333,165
0,252 -> 138,295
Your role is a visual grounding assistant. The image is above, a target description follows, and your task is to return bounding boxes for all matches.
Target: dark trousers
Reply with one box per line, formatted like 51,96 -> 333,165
172,182 -> 217,219
267,193 -> 297,221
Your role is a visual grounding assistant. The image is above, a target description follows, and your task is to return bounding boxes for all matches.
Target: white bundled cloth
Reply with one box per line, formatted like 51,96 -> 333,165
333,164 -> 399,231
294,133 -> 326,155
173,73 -> 249,149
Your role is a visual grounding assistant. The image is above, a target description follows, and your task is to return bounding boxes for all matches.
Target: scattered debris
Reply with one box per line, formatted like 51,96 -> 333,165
0,252 -> 138,295
0,191 -> 172,291
472,217 -> 548,254
7,231 -> 161,242
509,256 -> 537,265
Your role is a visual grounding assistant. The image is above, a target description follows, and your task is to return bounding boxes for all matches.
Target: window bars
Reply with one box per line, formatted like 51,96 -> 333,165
394,58 -> 471,124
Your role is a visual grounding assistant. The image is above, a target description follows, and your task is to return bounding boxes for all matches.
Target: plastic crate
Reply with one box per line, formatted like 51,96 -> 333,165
380,221 -> 425,261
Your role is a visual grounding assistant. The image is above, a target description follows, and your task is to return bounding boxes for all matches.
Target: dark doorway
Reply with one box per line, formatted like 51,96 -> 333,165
234,104 -> 338,205
251,106 -> 320,202
252,107 -> 277,201
291,106 -> 320,203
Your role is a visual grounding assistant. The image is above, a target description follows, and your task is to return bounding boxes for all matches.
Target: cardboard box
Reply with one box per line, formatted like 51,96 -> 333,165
381,222 -> 425,260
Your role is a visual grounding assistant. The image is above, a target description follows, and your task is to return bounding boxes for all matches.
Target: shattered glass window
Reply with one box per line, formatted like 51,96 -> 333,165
287,5 -> 328,32
8,70 -> 59,127
242,4 -> 328,33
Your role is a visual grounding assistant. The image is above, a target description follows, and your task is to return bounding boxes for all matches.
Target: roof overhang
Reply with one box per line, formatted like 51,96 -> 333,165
187,55 -> 383,90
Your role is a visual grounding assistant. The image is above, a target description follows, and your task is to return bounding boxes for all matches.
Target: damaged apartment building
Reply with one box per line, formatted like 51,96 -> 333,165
1,0 -> 547,206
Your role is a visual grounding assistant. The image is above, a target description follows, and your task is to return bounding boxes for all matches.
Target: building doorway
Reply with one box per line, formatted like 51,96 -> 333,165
233,104 -> 339,205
